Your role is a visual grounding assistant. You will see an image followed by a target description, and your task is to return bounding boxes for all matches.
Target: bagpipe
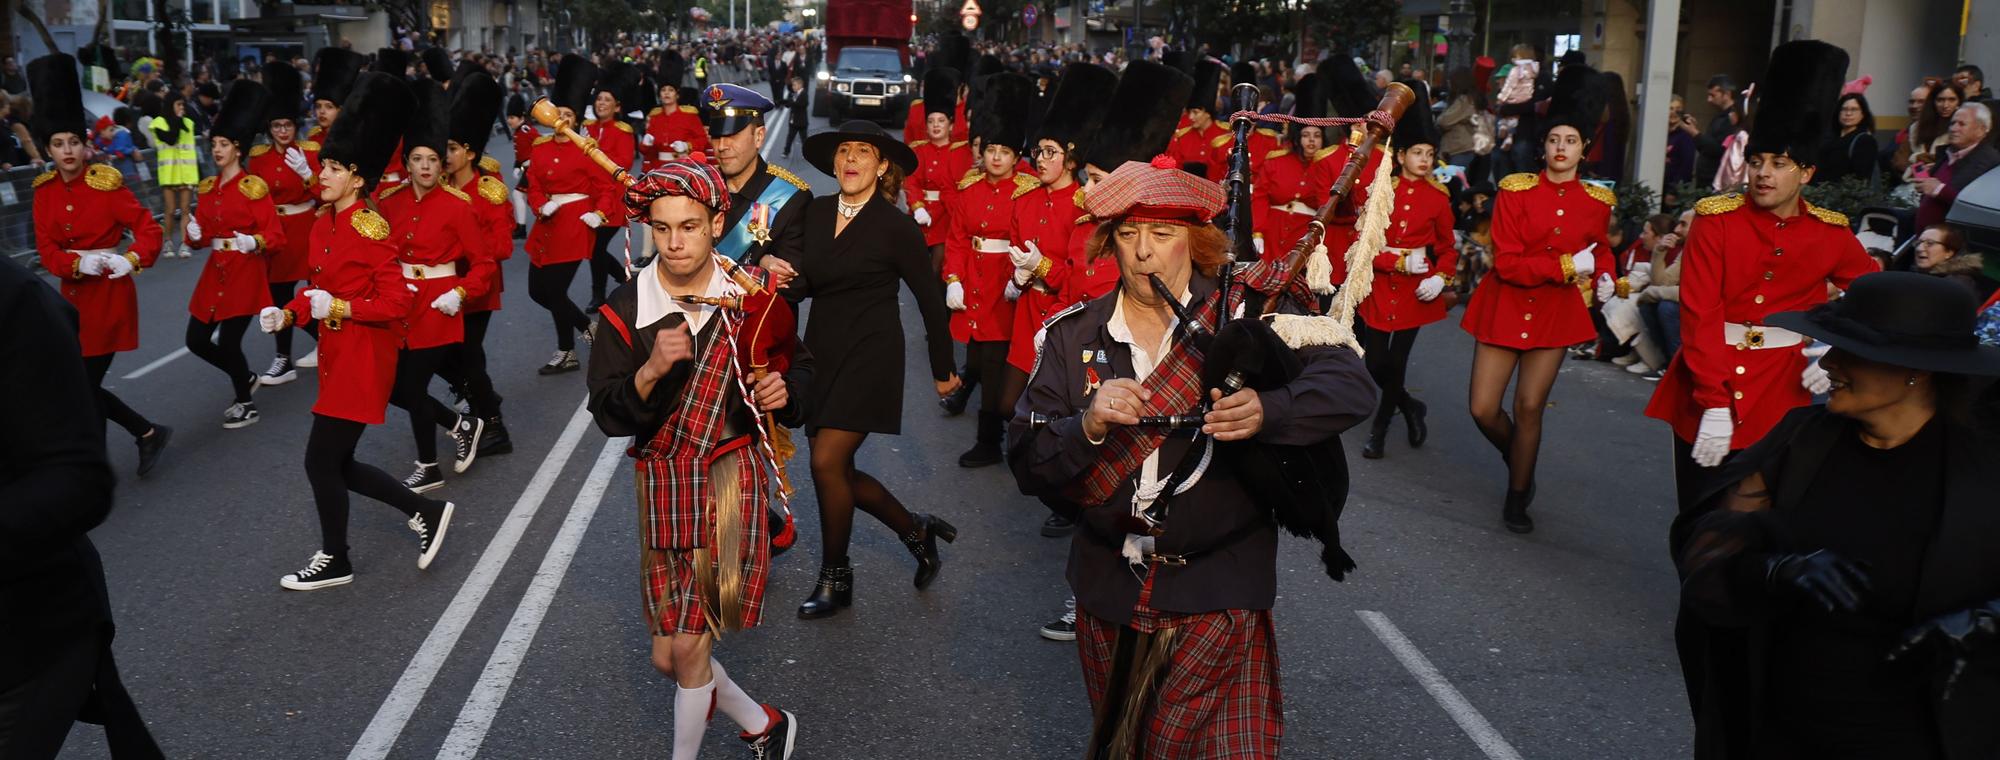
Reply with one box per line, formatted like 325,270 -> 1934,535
531,98 -> 800,555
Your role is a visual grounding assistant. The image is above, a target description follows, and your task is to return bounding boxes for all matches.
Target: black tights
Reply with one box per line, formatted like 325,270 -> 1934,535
83,354 -> 154,439
391,346 -> 454,464
809,428 -> 918,565
998,365 -> 1029,424
269,281 -> 301,356
1466,344 -> 1565,492
1362,325 -> 1421,426
529,261 -> 590,351
304,414 -> 440,557
437,310 -> 502,419
185,316 -> 254,403
587,226 -> 629,302
965,340 -> 1009,415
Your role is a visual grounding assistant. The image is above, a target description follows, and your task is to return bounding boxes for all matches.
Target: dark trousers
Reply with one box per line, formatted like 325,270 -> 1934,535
438,310 -> 502,420
586,227 -> 628,303
782,121 -> 807,155
1641,300 -> 1682,361
965,340 -> 1009,415
268,281 -> 300,356
303,414 -> 439,558
0,625 -> 163,760
1361,325 -> 1420,425
184,316 -> 253,403
528,261 -> 590,351
390,346 -> 453,464
1669,432 -> 1752,760
82,354 -> 152,439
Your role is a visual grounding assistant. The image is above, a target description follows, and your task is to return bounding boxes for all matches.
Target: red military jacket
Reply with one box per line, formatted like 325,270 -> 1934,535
642,104 -> 711,172
1360,175 -> 1458,332
247,140 -> 322,283
1459,171 -> 1614,350
34,165 -> 164,356
1005,181 -> 1086,372
525,135 -> 623,266
1250,148 -> 1327,263
583,117 -> 637,174
376,181 -> 496,349
943,169 -> 1040,343
903,99 -> 968,145
304,124 -> 326,144
188,171 -> 285,323
905,139 -> 973,248
458,173 -> 514,312
1243,126 -> 1280,174
1166,121 -> 1231,182
283,204 -> 412,425
512,123 -> 538,168
1304,136 -> 1384,286
1644,195 -> 1877,446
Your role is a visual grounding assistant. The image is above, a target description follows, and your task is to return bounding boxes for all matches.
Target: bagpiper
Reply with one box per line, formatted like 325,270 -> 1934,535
258,71 -> 456,592
1165,59 -> 1231,182
524,55 -> 618,375
437,71 -> 515,469
698,84 -> 811,269
249,59 -> 320,387
185,78 -> 285,430
904,65 -> 974,277
1250,73 -> 1328,261
29,52 -> 172,476
585,159 -> 808,760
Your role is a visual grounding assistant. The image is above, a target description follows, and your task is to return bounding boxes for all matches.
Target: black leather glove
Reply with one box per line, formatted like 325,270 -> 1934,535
1765,549 -> 1873,614
1887,597 -> 2000,699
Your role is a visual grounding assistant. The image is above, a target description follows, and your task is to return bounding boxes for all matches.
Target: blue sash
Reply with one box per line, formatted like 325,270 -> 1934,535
717,175 -> 801,263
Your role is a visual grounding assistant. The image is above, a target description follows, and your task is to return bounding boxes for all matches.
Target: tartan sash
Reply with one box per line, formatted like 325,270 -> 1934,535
632,307 -> 770,549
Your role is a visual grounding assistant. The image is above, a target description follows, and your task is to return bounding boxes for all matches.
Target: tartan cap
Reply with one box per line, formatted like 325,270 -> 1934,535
625,156 -> 731,222
1083,154 -> 1226,226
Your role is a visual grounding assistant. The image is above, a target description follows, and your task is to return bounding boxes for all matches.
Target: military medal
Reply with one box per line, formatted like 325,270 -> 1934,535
749,202 -> 772,244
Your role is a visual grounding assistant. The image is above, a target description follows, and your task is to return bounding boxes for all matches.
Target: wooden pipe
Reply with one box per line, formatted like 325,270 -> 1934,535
1275,83 -> 1416,290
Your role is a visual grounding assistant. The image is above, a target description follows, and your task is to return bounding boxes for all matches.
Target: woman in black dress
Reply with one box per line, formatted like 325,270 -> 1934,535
1675,272 -> 2000,759
783,121 -> 962,619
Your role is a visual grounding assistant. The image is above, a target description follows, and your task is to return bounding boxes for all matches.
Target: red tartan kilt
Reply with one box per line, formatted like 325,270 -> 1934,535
633,439 -> 772,635
1075,608 -> 1284,759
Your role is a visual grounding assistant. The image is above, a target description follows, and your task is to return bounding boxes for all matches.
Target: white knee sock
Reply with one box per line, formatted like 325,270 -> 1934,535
709,658 -> 773,736
672,679 -> 716,760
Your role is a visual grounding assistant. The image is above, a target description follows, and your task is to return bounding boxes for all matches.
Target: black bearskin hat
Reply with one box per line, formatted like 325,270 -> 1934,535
550,56 -> 599,115
449,72 -> 503,159
1188,59 -> 1225,116
403,79 -> 448,159
657,56 -> 686,92
373,47 -> 411,77
1230,60 -> 1258,92
506,92 -> 529,119
971,72 -> 1036,154
1543,61 -> 1604,144
597,61 -> 645,112
321,72 -> 414,185
923,67 -> 962,119
420,47 -> 452,84
1321,55 -> 1378,119
1079,60 -> 1193,172
263,60 -> 305,126
312,48 -> 366,107
454,59 -> 486,87
26,54 -> 86,146
1746,40 -> 1850,165
212,79 -> 273,147
1391,79 -> 1441,150
932,34 -> 973,77
1035,62 -> 1117,158
1288,73 -> 1325,152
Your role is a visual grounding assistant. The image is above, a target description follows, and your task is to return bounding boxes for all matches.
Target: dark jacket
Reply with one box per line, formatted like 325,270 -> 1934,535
1918,143 -> 2000,231
724,158 -> 811,266
1008,270 -> 1377,624
1926,252 -> 1998,304
1695,108 -> 1738,187
1813,129 -> 1880,187
783,87 -> 809,127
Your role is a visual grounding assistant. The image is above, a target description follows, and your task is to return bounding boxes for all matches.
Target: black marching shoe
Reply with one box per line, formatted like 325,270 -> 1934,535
1502,485 -> 1535,534
1402,396 -> 1429,448
539,350 -> 579,375
938,382 -> 973,416
260,355 -> 298,386
957,411 -> 1004,467
280,550 -> 354,591
1039,597 -> 1079,641
222,401 -> 260,429
449,415 -> 486,474
135,424 -> 173,477
797,562 -> 853,619
478,416 -> 514,457
741,706 -> 798,760
901,513 -> 959,589
1040,512 -> 1075,537
411,501 -> 455,569
403,461 -> 444,494
1360,419 -> 1390,459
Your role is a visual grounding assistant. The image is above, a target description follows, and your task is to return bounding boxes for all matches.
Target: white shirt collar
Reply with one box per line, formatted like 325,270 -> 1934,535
634,259 -> 730,333
1106,287 -> 1190,382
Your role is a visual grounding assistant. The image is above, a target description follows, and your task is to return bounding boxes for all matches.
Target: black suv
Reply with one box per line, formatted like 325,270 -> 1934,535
814,45 -> 913,122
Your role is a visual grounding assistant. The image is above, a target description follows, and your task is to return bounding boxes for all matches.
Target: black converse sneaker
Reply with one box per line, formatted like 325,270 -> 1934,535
411,501 -> 455,569
1039,597 -> 1078,641
222,401 -> 259,429
402,462 -> 444,494
280,551 -> 354,591
450,416 -> 486,474
740,706 -> 797,760
260,355 -> 298,386
538,350 -> 579,375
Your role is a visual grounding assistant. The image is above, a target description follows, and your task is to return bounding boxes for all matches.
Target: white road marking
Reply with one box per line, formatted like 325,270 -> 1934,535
1356,610 -> 1525,760
434,436 -> 626,759
759,107 -> 788,161
346,399 -> 597,760
121,347 -> 190,379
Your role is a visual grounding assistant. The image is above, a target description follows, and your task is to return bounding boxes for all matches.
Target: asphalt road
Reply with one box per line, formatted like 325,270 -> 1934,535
51,79 -> 1693,759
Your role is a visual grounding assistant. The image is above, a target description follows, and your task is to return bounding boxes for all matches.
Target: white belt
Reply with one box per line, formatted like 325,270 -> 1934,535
657,151 -> 678,161
402,262 -> 459,280
277,201 -> 316,215
1274,201 -> 1315,216
924,190 -> 941,202
973,238 -> 1011,254
1384,245 -> 1426,256
67,247 -> 120,257
547,193 -> 590,210
1723,322 -> 1803,350
214,236 -> 252,252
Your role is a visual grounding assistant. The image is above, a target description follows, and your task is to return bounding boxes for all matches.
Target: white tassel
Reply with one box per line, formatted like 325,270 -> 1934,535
1322,145 -> 1398,356
1305,243 -> 1334,295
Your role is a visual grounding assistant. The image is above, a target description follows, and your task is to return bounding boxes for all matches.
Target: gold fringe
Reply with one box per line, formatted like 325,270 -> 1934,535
695,449 -> 748,638
1096,626 -> 1180,760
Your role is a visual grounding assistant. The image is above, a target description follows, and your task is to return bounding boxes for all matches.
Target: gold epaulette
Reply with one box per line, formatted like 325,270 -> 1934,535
1209,134 -> 1232,149
1075,213 -> 1093,226
1584,182 -> 1616,207
1073,187 -> 1088,210
910,98 -> 924,107
1498,173 -> 1538,192
198,177 -> 218,194
533,135 -> 553,146
86,164 -> 124,191
1694,194 -> 1744,216
1806,204 -> 1849,228
377,182 -> 407,200
1255,127 -> 1280,138
766,163 -> 810,192
351,208 -> 390,240
1312,146 -> 1340,162
1173,126 -> 1192,138
678,105 -> 697,114
440,184 -> 469,202
1266,148 -> 1290,160
250,144 -> 272,157
32,170 -> 55,188
613,120 -> 634,133
957,169 -> 984,190
478,175 -> 508,204
479,155 -> 501,174
1426,176 -> 1451,196
951,140 -> 969,149
647,107 -> 664,117
298,140 -> 320,152
1011,173 -> 1042,200
238,174 -> 270,200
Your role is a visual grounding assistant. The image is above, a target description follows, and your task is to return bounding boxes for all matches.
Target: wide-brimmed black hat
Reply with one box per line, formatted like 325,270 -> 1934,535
26,54 -> 85,146
313,48 -> 366,107
263,61 -> 305,126
550,56 -> 598,114
805,119 -> 918,177
449,72 -> 503,159
1746,40 -> 1848,165
403,79 -> 448,159
1766,272 -> 2000,376
322,72 -> 414,186
1079,60 -> 1192,172
212,79 -> 273,147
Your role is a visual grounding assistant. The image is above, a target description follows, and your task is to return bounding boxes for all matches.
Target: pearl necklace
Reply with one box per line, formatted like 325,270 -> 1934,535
837,197 -> 866,219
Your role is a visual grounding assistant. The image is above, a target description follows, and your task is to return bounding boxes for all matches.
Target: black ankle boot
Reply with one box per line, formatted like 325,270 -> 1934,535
797,562 -> 853,619
1402,397 -> 1428,448
901,514 -> 959,589
1502,485 -> 1535,534
958,411 -> 1004,467
1360,419 -> 1390,459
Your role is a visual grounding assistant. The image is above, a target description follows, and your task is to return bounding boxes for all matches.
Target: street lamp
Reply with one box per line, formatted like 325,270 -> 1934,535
1445,0 -> 1476,73
802,6 -> 816,29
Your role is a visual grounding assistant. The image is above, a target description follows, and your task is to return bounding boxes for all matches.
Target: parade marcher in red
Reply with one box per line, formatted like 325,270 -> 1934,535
1005,62 -> 1118,385
185,79 -> 285,430
374,78 -> 494,494
906,33 -> 972,145
1459,62 -> 1615,533
29,52 -> 172,476
642,70 -> 709,173
506,93 -> 537,238
525,56 -> 617,375
258,71 -> 455,592
249,60 -> 320,387
583,62 -> 644,311
586,158 -> 807,760
1305,56 -> 1388,290
1233,61 -> 1280,175
305,48 -> 364,147
1165,60 -> 1232,182
1357,81 -> 1456,460
435,72 -> 514,471
943,72 -> 1041,468
1250,73 -> 1328,263
904,66 -> 973,276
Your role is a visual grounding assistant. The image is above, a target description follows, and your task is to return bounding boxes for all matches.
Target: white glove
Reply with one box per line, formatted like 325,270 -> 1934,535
945,281 -> 966,310
102,252 -> 134,279
1403,252 -> 1429,275
1004,280 -> 1023,301
642,132 -> 656,146
231,233 -> 259,252
581,211 -> 605,229
76,253 -> 108,276
1414,275 -> 1444,302
913,206 -> 933,227
285,147 -> 312,180
671,140 -> 691,153
304,289 -> 334,320
1692,407 -> 1734,467
1008,240 -> 1044,271
1802,342 -> 1831,361
538,200 -> 560,217
1253,236 -> 1266,255
258,306 -> 287,333
431,288 -> 463,316
186,219 -> 204,241
1801,358 -> 1831,395
1595,274 -> 1616,303
1570,249 -> 1596,279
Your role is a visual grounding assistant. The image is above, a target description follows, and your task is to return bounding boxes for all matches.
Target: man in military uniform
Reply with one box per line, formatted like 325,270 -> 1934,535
699,84 -> 811,272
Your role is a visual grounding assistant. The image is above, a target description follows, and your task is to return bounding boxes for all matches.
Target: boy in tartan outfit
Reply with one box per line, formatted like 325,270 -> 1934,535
1006,155 -> 1377,759
585,157 -> 809,760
